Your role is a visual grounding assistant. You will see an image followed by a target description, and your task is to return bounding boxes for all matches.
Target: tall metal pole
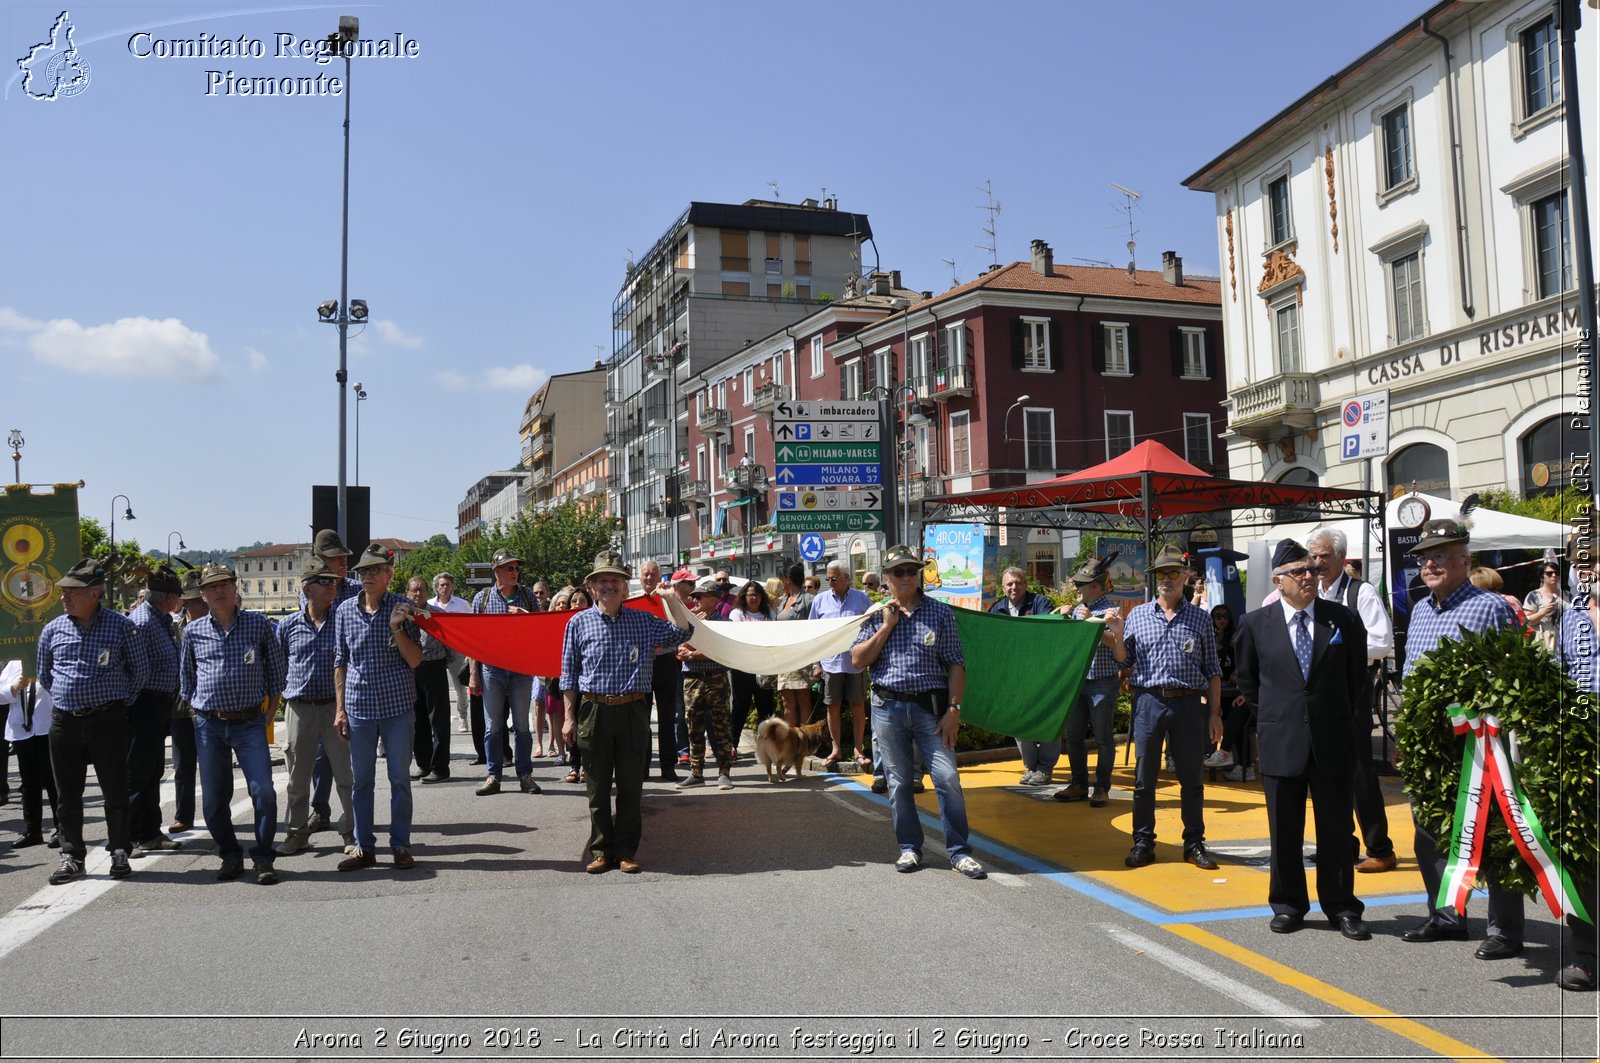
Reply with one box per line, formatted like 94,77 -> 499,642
336,43 -> 352,544
1558,0 -> 1598,518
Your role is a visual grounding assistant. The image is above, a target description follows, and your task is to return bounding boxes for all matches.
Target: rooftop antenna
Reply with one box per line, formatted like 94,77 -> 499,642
625,246 -> 635,274
1072,257 -> 1115,269
1110,183 -> 1142,278
941,257 -> 960,287
767,179 -> 781,200
976,179 -> 1002,268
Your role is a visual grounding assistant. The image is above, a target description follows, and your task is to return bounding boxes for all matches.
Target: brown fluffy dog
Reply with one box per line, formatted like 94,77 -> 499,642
754,717 -> 829,782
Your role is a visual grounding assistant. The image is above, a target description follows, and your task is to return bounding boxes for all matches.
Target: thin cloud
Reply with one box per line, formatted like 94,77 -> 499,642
0,307 -> 222,379
484,364 -> 547,391
434,369 -> 470,391
374,320 -> 424,348
245,347 -> 269,374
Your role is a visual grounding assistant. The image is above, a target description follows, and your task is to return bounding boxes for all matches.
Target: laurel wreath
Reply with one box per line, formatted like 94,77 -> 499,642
1394,625 -> 1597,895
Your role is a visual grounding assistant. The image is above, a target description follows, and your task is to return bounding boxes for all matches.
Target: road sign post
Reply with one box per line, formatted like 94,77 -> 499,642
771,399 -> 888,534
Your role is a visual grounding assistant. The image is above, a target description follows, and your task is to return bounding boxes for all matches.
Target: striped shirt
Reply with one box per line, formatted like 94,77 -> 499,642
561,606 -> 691,695
38,607 -> 149,713
852,595 -> 964,693
276,606 -> 337,701
1557,594 -> 1598,694
128,598 -> 179,693
1080,594 -> 1123,679
811,588 -> 872,674
1401,580 -> 1516,679
179,609 -> 286,714
334,591 -> 420,720
1122,598 -> 1219,690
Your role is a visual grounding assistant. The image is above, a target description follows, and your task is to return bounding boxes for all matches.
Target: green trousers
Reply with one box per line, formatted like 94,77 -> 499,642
577,698 -> 651,860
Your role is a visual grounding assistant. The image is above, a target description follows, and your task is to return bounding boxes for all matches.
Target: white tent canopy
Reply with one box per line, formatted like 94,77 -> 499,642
1260,491 -> 1570,561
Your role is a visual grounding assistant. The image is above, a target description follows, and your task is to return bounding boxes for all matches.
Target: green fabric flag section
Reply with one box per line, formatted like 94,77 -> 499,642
0,484 -> 81,677
951,607 -> 1102,742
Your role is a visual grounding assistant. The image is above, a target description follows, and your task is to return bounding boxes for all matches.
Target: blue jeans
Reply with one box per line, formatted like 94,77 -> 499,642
1130,690 -> 1206,848
193,712 -> 277,864
1066,676 -> 1120,789
871,695 -> 971,863
348,712 -> 413,853
482,669 -> 533,779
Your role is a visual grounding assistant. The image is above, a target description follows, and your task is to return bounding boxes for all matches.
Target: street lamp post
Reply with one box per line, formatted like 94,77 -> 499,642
167,531 -> 186,564
1002,394 -> 1032,484
109,494 -> 135,608
6,429 -> 21,484
354,382 -> 367,485
315,14 -> 364,544
866,384 -> 921,545
726,455 -> 770,580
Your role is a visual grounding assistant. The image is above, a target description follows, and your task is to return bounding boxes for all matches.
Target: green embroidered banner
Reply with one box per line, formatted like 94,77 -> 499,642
0,484 -> 80,676
953,607 -> 1102,742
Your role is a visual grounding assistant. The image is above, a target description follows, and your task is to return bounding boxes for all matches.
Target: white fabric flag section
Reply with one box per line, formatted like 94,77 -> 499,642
662,592 -> 883,675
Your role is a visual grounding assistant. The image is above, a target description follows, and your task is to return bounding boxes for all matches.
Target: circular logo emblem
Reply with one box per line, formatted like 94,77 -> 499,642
1342,401 -> 1363,428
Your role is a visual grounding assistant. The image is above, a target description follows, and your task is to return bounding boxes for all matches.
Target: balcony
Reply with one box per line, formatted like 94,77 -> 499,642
646,452 -> 672,471
645,353 -> 674,380
526,432 -> 553,462
751,381 -> 787,414
578,477 -> 603,496
912,365 -> 974,401
526,464 -> 551,488
1226,373 -> 1320,440
681,479 -> 710,505
644,402 -> 672,428
697,407 -> 730,434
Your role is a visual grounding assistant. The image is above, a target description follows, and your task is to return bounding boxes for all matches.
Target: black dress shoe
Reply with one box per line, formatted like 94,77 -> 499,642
11,831 -> 45,849
1474,935 -> 1523,960
1124,844 -> 1155,868
1334,916 -> 1371,941
1269,913 -> 1303,934
1184,843 -> 1219,871
1401,921 -> 1469,943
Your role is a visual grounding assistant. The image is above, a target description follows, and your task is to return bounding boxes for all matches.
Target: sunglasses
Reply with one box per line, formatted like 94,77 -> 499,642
307,577 -> 339,587
1277,566 -> 1318,580
888,567 -> 920,577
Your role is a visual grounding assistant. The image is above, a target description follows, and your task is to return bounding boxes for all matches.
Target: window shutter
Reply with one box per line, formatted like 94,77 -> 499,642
1047,321 -> 1060,371
1128,326 -> 1142,375
1206,329 -> 1219,379
1092,324 -> 1107,373
1011,319 -> 1025,370
937,327 -> 949,371
965,326 -> 975,368
1170,328 -> 1184,377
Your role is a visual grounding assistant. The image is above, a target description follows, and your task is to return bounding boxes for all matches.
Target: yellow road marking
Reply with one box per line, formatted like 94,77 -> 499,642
1165,923 -> 1505,1063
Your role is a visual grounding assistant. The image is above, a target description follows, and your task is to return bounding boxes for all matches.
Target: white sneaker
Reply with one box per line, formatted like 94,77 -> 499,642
1223,765 -> 1257,782
716,774 -> 733,790
1202,749 -> 1234,769
953,855 -> 987,879
895,850 -> 921,873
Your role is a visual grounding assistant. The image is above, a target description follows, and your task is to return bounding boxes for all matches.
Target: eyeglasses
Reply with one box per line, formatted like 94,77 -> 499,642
888,567 -> 920,578
827,574 -> 847,581
1277,566 -> 1318,580
307,577 -> 339,587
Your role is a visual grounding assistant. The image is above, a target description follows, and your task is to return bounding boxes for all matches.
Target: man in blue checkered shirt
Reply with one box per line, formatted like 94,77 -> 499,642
302,529 -> 361,843
37,559 -> 149,886
1102,546 -> 1222,871
181,563 -> 287,885
851,544 -> 985,880
560,550 -> 691,874
125,564 -> 185,856
333,543 -> 424,872
1057,553 -> 1124,804
1396,519 -> 1523,958
469,549 -> 541,797
275,557 -> 354,857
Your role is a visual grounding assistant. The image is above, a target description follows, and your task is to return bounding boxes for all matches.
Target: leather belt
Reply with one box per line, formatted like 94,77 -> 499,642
1145,685 -> 1200,698
53,701 -> 125,719
582,692 -> 645,705
291,695 -> 336,705
872,685 -> 948,713
203,709 -> 261,721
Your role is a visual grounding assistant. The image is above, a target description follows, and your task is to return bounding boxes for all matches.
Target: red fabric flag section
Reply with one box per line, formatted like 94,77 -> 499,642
413,594 -> 666,677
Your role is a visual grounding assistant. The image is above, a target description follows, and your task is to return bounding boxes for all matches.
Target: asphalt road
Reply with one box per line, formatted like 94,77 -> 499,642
0,708 -> 1593,1063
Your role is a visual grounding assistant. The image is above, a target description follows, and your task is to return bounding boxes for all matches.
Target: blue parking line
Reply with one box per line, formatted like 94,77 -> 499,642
829,773 -> 1430,926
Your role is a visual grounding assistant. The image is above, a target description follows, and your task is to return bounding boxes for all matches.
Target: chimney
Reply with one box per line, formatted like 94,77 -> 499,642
922,290 -> 934,300
1162,250 -> 1184,286
871,272 -> 892,296
889,269 -> 902,291
801,197 -> 818,208
1030,239 -> 1054,277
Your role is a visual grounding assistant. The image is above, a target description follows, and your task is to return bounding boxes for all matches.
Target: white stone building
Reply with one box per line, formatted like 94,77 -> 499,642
1185,0 -> 1596,504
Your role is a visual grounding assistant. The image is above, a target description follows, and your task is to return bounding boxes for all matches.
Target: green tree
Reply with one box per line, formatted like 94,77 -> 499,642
78,516 -> 156,609
464,498 -> 621,592
391,533 -> 460,594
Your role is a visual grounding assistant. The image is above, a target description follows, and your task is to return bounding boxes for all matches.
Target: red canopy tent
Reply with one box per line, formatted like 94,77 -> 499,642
921,439 -> 1381,559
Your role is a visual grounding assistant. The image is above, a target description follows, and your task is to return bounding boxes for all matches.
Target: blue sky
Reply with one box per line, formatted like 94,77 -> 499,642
2,0 -> 1425,552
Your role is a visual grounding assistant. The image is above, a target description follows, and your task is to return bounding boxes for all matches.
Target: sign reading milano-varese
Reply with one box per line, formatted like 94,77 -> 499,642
773,400 -> 885,532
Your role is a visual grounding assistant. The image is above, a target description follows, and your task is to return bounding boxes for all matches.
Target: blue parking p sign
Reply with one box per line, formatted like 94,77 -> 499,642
799,533 -> 825,562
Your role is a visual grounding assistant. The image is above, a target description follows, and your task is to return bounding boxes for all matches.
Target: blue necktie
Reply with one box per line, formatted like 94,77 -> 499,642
1293,610 -> 1312,680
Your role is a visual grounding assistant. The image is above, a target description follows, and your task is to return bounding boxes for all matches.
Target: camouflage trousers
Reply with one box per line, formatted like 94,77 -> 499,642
683,670 -> 733,776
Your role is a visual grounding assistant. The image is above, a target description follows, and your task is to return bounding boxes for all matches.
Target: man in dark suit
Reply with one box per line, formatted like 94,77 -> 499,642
1234,540 -> 1371,940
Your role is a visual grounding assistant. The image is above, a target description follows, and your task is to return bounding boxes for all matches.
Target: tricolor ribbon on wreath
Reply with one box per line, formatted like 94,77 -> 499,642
1437,701 -> 1592,924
